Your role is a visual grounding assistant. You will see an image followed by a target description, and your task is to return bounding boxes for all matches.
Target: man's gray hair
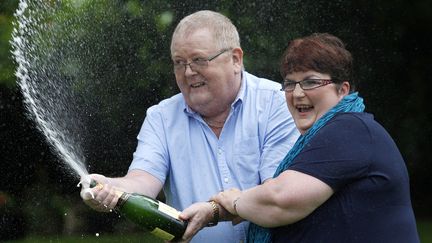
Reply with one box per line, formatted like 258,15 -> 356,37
170,10 -> 241,53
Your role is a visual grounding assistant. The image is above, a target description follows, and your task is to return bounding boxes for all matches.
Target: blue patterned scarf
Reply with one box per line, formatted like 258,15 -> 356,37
247,92 -> 365,243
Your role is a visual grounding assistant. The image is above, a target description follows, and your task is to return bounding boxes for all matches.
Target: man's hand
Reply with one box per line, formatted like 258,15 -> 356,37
79,174 -> 118,212
178,202 -> 214,241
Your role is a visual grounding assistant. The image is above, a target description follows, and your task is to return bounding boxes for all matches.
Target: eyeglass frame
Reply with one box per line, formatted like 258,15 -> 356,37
173,48 -> 232,72
280,79 -> 336,92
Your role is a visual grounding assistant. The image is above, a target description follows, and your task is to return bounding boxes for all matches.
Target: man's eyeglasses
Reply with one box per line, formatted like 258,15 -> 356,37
281,79 -> 334,92
173,48 -> 231,72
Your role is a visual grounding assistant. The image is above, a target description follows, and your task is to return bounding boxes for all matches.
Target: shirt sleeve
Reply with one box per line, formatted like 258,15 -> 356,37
259,90 -> 300,181
289,113 -> 372,191
128,105 -> 169,184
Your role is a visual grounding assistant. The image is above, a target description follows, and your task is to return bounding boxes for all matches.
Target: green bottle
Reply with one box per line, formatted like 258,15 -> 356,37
89,180 -> 187,241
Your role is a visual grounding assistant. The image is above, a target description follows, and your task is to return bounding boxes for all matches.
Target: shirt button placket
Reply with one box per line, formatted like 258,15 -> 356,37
217,146 -> 231,187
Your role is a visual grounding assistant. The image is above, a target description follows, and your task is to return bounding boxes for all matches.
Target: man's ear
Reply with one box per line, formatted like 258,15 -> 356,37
231,47 -> 243,73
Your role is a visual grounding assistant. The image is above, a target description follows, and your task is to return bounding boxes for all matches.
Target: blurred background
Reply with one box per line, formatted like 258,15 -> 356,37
1,0 -> 431,242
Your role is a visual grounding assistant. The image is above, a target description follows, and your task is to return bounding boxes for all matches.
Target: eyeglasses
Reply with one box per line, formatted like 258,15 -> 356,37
173,48 -> 231,72
280,79 -> 334,92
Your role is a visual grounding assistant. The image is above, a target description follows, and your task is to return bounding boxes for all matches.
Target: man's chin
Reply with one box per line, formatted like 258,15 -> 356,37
188,100 -> 213,114
188,93 -> 211,105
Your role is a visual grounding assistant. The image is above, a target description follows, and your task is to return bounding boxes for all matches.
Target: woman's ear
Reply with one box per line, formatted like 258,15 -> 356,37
231,47 -> 243,74
339,81 -> 350,96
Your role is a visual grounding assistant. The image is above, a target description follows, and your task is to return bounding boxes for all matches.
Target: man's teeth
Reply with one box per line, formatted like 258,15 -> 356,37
191,82 -> 205,88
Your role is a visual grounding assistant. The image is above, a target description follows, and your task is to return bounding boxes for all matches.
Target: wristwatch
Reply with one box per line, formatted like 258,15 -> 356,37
207,200 -> 219,227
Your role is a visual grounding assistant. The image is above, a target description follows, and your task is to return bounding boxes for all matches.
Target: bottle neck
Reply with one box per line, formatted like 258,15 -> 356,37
115,191 -> 129,209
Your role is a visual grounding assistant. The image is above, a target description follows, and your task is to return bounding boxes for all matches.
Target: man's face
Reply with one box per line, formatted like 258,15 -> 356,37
171,28 -> 242,116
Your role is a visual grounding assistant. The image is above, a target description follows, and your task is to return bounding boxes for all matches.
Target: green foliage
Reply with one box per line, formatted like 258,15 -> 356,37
0,0 -> 18,87
418,220 -> 432,243
10,0 -> 179,175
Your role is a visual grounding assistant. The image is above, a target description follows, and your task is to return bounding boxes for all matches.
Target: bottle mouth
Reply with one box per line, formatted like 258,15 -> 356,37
77,175 -> 93,189
77,176 -> 98,200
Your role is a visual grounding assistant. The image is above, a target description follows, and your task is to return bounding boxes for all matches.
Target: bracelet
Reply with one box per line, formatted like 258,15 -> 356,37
233,197 -> 240,215
207,200 -> 219,227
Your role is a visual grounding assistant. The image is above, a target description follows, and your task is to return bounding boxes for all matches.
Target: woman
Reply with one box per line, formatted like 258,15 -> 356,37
180,33 -> 419,242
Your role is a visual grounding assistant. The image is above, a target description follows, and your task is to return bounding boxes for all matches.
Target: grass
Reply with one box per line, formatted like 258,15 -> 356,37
418,219 -> 432,243
5,220 -> 432,243
4,233 -> 164,243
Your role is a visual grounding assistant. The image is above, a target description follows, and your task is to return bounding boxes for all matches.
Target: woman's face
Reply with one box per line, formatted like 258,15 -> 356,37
284,70 -> 349,134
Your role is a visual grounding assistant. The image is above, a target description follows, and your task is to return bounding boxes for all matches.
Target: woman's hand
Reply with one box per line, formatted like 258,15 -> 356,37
211,188 -> 243,215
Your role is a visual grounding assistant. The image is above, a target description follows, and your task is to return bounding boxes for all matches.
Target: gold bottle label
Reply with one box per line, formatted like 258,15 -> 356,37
158,201 -> 181,220
151,227 -> 175,241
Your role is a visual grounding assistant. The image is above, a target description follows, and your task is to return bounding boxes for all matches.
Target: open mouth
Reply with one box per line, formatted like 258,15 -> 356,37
296,104 -> 313,113
190,82 -> 206,88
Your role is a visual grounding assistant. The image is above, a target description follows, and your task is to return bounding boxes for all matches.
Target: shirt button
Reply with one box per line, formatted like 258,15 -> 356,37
224,177 -> 229,183
218,148 -> 222,154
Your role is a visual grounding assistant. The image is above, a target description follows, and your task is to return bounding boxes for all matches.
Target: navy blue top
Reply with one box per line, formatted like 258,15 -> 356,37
271,113 -> 419,243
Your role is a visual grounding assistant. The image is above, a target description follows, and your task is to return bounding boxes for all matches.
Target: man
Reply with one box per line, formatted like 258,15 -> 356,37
81,10 -> 299,242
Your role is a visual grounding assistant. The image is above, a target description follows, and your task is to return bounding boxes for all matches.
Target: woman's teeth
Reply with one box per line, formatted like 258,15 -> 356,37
296,105 -> 313,112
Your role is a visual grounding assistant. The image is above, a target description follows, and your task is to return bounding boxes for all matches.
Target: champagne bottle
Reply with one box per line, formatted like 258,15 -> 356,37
86,180 -> 187,241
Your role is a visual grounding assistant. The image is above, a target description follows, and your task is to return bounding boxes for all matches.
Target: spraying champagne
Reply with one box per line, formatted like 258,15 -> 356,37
80,177 -> 187,241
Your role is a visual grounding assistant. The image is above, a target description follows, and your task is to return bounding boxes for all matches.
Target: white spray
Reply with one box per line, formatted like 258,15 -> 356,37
10,0 -> 88,178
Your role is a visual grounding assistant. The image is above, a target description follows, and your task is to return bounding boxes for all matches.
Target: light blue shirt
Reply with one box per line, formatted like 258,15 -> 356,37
129,71 -> 299,243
